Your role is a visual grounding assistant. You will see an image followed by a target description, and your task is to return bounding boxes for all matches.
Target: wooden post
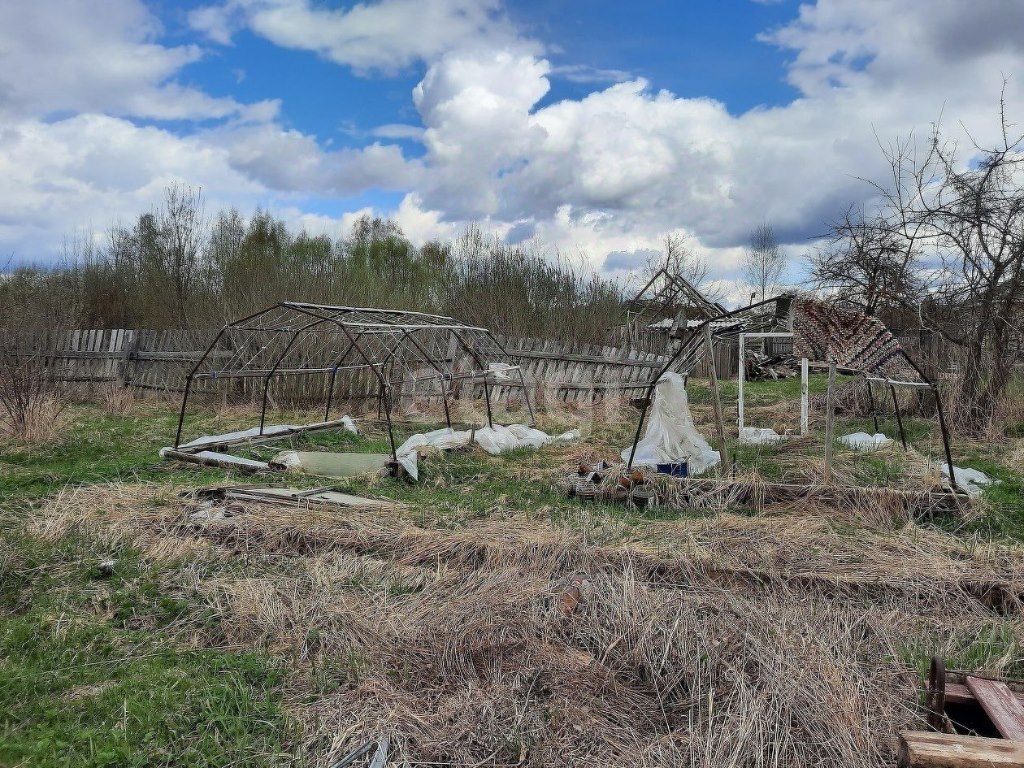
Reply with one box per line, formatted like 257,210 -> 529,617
865,377 -> 880,434
800,357 -> 809,436
891,384 -> 908,450
824,360 -> 837,484
705,324 -> 730,474
898,730 -> 1024,767
737,333 -> 745,431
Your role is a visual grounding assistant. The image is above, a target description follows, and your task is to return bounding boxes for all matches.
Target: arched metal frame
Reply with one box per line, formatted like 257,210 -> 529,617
173,302 -> 535,460
624,295 -> 959,491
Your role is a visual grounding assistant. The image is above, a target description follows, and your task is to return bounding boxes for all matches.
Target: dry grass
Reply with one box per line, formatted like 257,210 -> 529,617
100,383 -> 137,416
36,482 -> 1024,768
0,394 -> 66,443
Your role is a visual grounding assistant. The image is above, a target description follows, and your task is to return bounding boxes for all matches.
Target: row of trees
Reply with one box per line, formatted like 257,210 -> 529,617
1,189 -> 623,344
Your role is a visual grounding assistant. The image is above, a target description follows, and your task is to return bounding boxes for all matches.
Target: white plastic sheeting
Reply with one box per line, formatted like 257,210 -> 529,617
838,432 -> 892,450
620,372 -> 720,474
738,427 -> 786,445
270,450 -> 388,478
487,362 -> 517,381
940,463 -> 995,497
395,428 -> 473,479
395,424 -> 580,480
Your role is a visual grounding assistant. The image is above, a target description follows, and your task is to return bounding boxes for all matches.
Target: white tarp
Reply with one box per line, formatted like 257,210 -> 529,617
395,424 -> 579,480
940,463 -> 995,497
620,372 -> 720,474
839,432 -> 892,450
739,426 -> 786,445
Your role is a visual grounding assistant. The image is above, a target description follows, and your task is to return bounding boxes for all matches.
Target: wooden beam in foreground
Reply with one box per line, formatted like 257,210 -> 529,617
899,731 -> 1024,767
967,676 -> 1024,741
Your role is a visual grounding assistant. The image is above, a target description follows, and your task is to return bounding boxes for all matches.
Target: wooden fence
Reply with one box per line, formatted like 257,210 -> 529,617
9,328 -> 684,404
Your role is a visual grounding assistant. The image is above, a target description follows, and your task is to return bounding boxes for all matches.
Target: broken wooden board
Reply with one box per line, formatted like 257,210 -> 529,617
190,485 -> 403,513
967,676 -> 1024,741
899,731 -> 1024,767
946,681 -> 1024,707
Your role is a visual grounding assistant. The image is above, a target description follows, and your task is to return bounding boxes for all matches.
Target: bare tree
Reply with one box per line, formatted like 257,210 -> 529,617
806,206 -> 922,315
873,94 -> 1024,426
742,223 -> 786,302
159,184 -> 205,326
644,233 -> 722,301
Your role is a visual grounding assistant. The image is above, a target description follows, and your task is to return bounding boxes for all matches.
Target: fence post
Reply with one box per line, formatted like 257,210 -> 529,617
824,361 -> 837,484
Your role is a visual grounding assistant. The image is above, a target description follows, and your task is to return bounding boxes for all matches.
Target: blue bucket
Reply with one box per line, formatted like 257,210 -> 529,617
656,461 -> 689,478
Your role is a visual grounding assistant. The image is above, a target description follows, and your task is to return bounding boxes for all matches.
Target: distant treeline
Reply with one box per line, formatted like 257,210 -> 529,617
1,186 -> 625,343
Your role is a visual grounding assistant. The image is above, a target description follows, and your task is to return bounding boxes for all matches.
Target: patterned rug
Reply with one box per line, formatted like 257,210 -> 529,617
792,298 -> 925,383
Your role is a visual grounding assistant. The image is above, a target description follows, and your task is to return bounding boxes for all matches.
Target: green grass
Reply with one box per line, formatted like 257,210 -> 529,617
0,527 -> 296,767
0,405 -> 301,766
687,371 -> 837,406
4,392 -> 1024,765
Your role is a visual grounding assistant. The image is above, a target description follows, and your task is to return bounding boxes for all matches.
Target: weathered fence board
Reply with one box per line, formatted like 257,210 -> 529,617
8,327 -> 695,404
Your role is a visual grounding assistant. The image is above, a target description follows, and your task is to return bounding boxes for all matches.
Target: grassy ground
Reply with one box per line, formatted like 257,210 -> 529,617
2,383 -> 1024,766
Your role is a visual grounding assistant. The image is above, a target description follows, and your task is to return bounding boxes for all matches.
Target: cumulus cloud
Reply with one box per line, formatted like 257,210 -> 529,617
393,0 -> 1024,263
214,124 -> 420,194
0,0 -> 275,122
0,0 -> 414,260
0,114 -> 267,260
6,0 -> 1024,282
189,0 -> 530,73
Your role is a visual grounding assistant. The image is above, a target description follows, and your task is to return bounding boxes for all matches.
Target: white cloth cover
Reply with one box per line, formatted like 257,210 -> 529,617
739,426 -> 786,445
838,432 -> 892,450
940,463 -> 994,497
395,424 -> 579,480
395,428 -> 473,480
620,372 -> 720,474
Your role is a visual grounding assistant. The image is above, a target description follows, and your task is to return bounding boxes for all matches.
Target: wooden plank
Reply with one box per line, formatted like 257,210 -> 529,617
946,681 -> 1024,707
967,676 -> 1024,741
899,730 -> 1024,767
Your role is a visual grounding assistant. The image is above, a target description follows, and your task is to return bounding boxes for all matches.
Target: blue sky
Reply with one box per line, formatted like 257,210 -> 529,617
2,0 -> 1022,290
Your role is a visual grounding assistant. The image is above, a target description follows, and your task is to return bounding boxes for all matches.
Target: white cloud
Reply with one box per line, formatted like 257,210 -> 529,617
213,124 -> 420,194
189,0 -> 530,74
0,114 -> 268,260
390,1 -> 1024,267
7,0 -> 1024,285
0,0 -> 409,260
0,0 -> 275,122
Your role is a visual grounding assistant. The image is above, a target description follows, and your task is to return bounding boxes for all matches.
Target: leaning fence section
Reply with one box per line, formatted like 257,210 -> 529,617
12,328 -> 682,404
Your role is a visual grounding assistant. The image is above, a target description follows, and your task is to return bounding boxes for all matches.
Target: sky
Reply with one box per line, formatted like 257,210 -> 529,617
2,0 -> 1024,288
